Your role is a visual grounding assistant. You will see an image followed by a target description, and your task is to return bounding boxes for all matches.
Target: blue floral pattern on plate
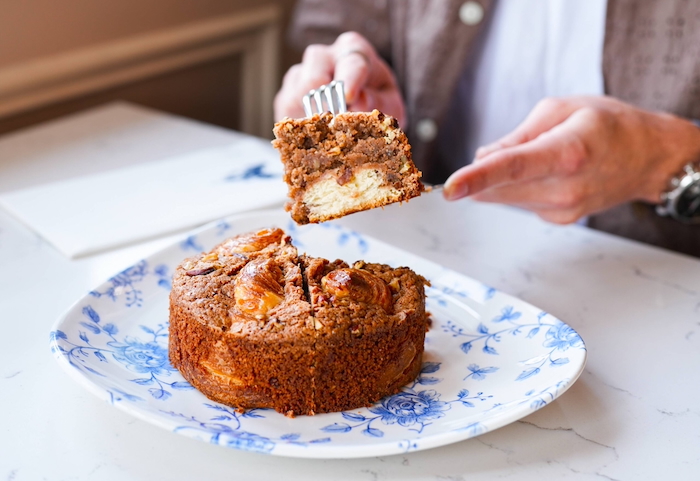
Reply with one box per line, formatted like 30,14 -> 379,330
49,211 -> 587,459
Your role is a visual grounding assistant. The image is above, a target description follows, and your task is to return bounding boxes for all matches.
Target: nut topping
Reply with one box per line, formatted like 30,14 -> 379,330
321,268 -> 393,313
201,252 -> 219,263
186,267 -> 216,276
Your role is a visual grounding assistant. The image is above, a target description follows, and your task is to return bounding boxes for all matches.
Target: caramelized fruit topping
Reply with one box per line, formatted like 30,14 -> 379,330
234,258 -> 285,318
222,228 -> 285,254
321,268 -> 393,312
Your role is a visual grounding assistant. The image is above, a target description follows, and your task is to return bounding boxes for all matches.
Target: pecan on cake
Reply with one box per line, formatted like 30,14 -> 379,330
272,109 -> 425,225
168,228 -> 430,417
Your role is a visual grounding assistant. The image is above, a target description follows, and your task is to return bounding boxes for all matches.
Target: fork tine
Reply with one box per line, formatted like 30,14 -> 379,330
302,81 -> 348,118
313,90 -> 324,115
323,85 -> 336,115
332,81 -> 347,114
302,93 -> 313,117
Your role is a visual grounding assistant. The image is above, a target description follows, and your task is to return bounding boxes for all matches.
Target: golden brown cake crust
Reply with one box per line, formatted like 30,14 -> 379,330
272,110 -> 425,224
168,228 -> 429,416
303,257 -> 427,413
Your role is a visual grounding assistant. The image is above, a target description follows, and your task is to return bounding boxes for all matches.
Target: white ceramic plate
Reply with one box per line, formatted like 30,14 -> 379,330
50,211 -> 587,459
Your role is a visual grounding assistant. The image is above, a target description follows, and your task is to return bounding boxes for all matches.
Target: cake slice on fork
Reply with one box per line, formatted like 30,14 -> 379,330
272,109 -> 425,225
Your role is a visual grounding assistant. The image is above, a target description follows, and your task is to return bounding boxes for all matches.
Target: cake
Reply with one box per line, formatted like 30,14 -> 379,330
168,227 -> 429,416
272,109 -> 425,224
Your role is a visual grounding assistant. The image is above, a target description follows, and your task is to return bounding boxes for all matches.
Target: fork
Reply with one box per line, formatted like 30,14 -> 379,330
303,80 -> 347,117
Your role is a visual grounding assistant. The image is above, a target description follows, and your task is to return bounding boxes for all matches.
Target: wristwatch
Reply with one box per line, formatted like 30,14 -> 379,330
656,163 -> 700,224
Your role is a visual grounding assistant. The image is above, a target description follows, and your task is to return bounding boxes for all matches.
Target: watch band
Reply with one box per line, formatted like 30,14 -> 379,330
655,119 -> 700,223
656,162 -> 700,224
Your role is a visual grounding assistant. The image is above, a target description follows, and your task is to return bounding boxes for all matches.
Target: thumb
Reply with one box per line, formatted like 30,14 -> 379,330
475,97 -> 580,159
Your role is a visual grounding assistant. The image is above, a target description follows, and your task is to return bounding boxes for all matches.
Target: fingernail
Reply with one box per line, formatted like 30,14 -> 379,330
475,143 -> 498,158
443,181 -> 468,201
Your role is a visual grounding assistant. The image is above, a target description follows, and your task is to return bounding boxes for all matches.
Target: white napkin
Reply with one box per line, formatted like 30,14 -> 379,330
0,137 -> 287,258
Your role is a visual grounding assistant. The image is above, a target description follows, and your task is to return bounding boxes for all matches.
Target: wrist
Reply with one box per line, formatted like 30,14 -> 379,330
645,114 -> 700,203
654,116 -> 700,223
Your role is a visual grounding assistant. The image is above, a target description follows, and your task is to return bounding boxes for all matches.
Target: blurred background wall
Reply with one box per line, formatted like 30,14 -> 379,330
0,0 -> 301,138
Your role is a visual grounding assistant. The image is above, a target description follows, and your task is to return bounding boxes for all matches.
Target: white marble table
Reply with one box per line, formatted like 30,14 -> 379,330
1,102 -> 699,480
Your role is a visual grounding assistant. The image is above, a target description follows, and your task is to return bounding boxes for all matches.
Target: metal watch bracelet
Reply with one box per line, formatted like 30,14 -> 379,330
656,162 -> 700,223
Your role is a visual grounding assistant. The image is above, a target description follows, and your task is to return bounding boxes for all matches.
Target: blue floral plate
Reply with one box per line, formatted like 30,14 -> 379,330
49,211 -> 587,459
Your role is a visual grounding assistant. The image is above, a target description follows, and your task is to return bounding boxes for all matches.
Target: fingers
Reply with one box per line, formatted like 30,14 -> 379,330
299,44 -> 335,87
348,86 -> 406,126
331,33 -> 386,84
444,114 -> 589,200
274,31 -> 406,122
331,32 -> 376,103
444,95 -> 680,225
274,44 -> 335,120
330,32 -> 402,117
333,52 -> 370,104
445,105 -> 612,224
475,98 -> 581,159
466,178 -> 589,224
471,176 -> 584,209
348,89 -> 375,112
274,64 -> 305,120
445,131 -> 586,200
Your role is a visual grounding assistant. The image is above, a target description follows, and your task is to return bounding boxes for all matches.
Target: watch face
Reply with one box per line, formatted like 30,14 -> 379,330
675,178 -> 700,223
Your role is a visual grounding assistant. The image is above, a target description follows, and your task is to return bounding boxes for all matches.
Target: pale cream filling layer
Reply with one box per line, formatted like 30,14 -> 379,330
303,169 -> 400,221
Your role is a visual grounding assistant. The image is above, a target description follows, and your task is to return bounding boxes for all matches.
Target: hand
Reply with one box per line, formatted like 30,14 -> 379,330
443,96 -> 700,224
274,32 -> 405,125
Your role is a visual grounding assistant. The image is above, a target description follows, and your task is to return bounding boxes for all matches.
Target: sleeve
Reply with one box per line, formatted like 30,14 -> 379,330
287,0 -> 393,62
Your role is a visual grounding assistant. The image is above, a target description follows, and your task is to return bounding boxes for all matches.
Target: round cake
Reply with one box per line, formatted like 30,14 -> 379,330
168,228 -> 429,416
